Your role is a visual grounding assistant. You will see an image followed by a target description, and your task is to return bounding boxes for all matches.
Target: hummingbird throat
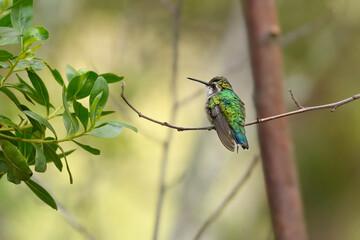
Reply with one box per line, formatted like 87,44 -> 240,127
206,82 -> 221,99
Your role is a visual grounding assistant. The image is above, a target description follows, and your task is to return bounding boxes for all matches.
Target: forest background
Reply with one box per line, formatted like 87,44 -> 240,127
1,0 -> 360,240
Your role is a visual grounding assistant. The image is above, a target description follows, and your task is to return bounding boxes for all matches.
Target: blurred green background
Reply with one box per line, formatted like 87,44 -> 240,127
1,0 -> 360,239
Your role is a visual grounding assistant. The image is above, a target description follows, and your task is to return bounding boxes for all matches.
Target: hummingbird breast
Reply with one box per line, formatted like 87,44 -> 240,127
204,86 -> 218,122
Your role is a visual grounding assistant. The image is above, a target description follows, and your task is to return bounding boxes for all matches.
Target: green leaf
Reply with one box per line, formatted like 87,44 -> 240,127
62,112 -> 74,136
67,73 -> 87,100
31,43 -> 43,52
45,62 -> 64,86
0,13 -> 12,27
98,120 -> 138,132
73,100 -> 88,130
0,0 -> 8,9
43,143 -> 62,171
16,59 -> 45,71
66,64 -> 76,82
20,90 -> 34,104
0,27 -> 20,45
7,168 -> 21,184
57,149 -> 76,159
15,130 -> 34,160
57,145 -> 73,184
0,62 -> 10,68
33,143 -> 46,172
89,76 -> 109,109
0,139 -> 33,181
0,159 -> 8,173
72,140 -> 100,155
100,73 -> 124,84
23,110 -> 57,139
101,110 -> 115,116
13,74 -> 44,105
62,87 -> 79,136
0,131 -> 18,147
23,26 -> 49,48
10,83 -> 36,105
0,115 -> 21,133
21,49 -> 34,59
63,113 -> 79,137
0,49 -> 13,61
27,69 -> 50,114
87,120 -> 136,138
87,122 -> 122,138
75,71 -> 98,99
10,0 -> 33,34
89,91 -> 102,123
0,87 -> 22,110
24,179 -> 57,210
20,105 -> 45,135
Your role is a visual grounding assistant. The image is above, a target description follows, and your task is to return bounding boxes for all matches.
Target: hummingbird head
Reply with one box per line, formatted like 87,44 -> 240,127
188,76 -> 233,95
209,76 -> 232,91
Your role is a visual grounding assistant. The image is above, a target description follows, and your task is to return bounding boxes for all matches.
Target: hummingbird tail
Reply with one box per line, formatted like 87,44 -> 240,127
231,130 -> 249,151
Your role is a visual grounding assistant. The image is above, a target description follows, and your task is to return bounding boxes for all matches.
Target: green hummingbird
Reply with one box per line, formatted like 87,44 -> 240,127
188,76 -> 249,152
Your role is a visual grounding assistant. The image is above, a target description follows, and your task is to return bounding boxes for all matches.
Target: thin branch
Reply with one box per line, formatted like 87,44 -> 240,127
121,82 -> 214,132
0,105 -> 63,133
165,169 -> 188,191
247,92 -> 360,126
281,12 -> 332,47
121,82 -> 360,130
152,1 -> 183,240
193,156 -> 260,240
57,202 -> 97,240
31,178 -> 97,240
289,89 -> 304,109
153,139 -> 172,240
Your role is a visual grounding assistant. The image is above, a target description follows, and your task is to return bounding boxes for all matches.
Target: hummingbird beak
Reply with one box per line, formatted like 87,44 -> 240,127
187,77 -> 209,86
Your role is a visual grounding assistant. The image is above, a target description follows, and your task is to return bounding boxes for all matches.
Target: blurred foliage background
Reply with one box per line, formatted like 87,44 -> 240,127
1,0 -> 360,239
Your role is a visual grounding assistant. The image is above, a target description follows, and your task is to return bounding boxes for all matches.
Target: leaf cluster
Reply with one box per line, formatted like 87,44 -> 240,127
0,0 -> 137,209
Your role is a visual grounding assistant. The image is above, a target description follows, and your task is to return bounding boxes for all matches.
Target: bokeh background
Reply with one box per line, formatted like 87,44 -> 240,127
1,0 -> 360,239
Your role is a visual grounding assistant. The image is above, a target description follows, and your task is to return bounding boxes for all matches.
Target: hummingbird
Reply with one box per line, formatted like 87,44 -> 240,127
188,76 -> 249,152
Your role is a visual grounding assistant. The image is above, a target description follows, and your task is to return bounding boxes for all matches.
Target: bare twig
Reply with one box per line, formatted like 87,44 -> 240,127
121,82 -> 214,131
152,1 -> 183,240
121,82 -> 360,130
193,156 -> 260,240
31,178 -> 97,240
165,170 -> 188,191
57,202 -> 97,240
248,92 -> 360,126
281,12 -> 332,47
289,89 -> 304,109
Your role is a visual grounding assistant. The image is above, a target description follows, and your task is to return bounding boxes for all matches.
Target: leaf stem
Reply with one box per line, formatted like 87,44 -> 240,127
0,128 -> 91,144
0,0 -> 8,15
0,105 -> 62,133
0,52 -> 24,87
47,105 -> 63,119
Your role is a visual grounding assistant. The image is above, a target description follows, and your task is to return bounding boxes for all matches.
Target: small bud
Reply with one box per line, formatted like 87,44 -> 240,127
269,25 -> 281,37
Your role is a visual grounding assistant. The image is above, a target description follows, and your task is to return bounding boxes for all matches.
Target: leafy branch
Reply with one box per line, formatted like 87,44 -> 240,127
0,0 -> 136,209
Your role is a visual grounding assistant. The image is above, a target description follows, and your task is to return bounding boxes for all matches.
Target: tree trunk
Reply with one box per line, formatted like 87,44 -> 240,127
241,1 -> 308,239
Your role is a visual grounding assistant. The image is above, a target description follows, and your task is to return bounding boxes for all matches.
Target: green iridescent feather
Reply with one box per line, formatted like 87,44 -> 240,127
208,89 -> 248,150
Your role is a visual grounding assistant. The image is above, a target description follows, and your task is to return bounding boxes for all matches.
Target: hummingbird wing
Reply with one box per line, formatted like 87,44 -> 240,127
209,105 -> 235,152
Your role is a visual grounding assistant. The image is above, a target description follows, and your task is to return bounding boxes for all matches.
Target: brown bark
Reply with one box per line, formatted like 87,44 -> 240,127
241,1 -> 308,240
